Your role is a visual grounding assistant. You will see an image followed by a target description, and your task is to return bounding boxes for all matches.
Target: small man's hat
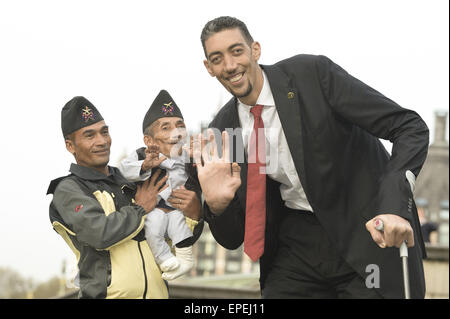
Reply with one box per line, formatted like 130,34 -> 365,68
142,90 -> 183,133
61,96 -> 104,137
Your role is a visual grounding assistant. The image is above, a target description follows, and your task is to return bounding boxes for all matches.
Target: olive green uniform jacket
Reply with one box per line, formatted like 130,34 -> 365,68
47,164 -> 203,299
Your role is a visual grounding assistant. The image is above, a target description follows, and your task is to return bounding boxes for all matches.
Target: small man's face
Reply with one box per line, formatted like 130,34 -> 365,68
145,117 -> 187,157
65,120 -> 111,170
203,28 -> 262,103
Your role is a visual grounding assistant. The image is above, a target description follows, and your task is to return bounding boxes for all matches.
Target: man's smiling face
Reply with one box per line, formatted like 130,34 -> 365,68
144,117 -> 187,157
65,120 -> 111,172
203,28 -> 263,106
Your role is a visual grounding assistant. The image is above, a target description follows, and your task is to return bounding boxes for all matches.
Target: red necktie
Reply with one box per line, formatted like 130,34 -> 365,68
244,104 -> 266,262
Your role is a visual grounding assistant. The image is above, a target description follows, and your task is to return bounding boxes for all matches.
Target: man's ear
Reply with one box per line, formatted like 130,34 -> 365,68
251,41 -> 261,62
65,139 -> 75,156
143,135 -> 154,147
203,59 -> 215,77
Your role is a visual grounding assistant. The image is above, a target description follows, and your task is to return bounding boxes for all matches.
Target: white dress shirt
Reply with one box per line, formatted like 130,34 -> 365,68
237,71 -> 313,212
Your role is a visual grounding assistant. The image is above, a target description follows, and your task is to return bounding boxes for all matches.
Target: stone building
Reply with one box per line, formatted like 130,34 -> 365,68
415,110 -> 449,244
191,224 -> 258,277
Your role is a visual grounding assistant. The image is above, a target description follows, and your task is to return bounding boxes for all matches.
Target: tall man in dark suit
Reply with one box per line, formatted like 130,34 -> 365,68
194,16 -> 429,298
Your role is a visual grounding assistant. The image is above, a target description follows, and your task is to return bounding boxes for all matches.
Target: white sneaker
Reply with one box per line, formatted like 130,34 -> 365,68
160,256 -> 180,272
161,246 -> 194,281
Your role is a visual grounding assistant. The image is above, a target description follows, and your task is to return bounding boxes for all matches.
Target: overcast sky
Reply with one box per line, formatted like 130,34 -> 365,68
0,0 -> 448,283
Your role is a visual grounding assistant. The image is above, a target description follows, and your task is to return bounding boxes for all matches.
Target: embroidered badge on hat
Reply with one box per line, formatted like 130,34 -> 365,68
162,102 -> 174,115
81,106 -> 95,122
61,96 -> 104,137
75,204 -> 83,213
142,90 -> 184,133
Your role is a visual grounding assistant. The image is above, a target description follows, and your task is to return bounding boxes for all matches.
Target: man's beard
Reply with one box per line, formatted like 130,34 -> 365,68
231,82 -> 253,99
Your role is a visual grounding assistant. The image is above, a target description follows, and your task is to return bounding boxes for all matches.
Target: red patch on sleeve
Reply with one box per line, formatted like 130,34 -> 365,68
75,204 -> 83,213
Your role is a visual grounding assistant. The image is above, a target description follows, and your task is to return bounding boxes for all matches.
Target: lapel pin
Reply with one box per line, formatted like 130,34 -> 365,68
287,92 -> 295,99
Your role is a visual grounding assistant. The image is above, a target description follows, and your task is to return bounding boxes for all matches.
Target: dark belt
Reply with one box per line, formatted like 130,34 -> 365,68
282,206 -> 318,224
283,206 -> 313,215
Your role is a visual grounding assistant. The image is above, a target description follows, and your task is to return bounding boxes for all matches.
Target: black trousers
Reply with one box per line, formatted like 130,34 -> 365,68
262,210 -> 383,299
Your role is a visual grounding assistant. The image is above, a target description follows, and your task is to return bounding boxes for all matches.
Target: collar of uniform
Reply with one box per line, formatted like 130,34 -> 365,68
69,163 -> 118,181
238,70 -> 275,110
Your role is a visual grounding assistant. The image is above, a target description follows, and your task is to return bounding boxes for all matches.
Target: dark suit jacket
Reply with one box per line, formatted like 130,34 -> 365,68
204,54 -> 429,298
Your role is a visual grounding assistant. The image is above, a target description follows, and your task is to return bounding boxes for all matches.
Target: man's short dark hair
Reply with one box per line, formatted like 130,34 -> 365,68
144,120 -> 159,137
201,16 -> 254,57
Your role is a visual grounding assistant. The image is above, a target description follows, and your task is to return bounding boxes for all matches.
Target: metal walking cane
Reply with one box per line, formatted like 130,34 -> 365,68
375,219 -> 410,299
374,170 -> 416,299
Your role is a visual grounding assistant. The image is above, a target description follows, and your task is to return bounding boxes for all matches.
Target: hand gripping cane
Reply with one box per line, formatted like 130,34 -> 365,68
374,170 -> 416,299
374,219 -> 410,299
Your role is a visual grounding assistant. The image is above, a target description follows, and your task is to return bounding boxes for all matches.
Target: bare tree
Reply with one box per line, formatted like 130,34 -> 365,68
0,267 -> 34,298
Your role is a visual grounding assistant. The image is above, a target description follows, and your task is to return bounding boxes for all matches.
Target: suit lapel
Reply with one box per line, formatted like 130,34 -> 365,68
261,64 -> 309,195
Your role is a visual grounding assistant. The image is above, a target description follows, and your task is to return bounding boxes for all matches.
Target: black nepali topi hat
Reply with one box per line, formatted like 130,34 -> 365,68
142,89 -> 183,133
61,96 -> 104,137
